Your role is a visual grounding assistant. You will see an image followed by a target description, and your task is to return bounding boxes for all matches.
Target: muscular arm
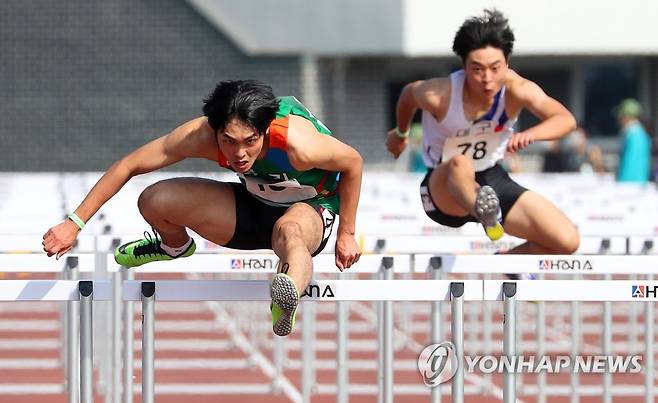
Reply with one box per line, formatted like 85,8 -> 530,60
395,79 -> 445,131
74,117 -> 217,222
287,116 -> 363,235
512,78 -> 577,142
387,79 -> 446,159
287,115 -> 363,269
43,117 -> 217,258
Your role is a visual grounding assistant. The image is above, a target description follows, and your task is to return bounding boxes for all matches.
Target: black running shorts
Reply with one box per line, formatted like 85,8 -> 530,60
419,163 -> 528,228
224,183 -> 335,256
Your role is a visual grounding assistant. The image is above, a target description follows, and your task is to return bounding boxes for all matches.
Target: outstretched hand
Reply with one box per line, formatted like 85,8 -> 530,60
386,129 -> 408,159
42,220 -> 80,259
335,232 -> 361,272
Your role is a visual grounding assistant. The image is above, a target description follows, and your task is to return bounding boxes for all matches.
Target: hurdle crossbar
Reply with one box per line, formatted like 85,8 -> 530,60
415,254 -> 658,274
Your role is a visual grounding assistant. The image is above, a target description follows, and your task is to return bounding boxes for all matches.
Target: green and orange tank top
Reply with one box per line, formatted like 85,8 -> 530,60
217,96 -> 340,214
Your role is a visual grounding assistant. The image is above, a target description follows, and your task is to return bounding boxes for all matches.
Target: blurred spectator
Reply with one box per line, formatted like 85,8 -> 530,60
407,123 -> 427,172
585,145 -> 607,174
541,139 -> 567,172
615,98 -> 652,183
541,127 -> 589,173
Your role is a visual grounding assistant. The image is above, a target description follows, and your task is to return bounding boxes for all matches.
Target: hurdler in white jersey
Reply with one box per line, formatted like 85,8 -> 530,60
422,69 -> 516,172
387,9 -> 581,266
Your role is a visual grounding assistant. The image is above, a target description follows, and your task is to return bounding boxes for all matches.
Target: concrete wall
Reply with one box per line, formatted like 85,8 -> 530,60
0,0 -> 299,171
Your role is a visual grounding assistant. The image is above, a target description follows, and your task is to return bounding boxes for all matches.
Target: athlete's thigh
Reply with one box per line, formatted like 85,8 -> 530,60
271,202 -> 324,254
144,177 -> 237,245
503,190 -> 577,246
427,162 -> 470,216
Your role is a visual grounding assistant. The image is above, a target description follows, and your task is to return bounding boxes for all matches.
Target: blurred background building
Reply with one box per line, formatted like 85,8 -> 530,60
2,0 -> 657,173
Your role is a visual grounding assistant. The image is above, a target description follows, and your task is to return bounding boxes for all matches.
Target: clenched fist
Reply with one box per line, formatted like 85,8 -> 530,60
386,129 -> 408,159
42,220 -> 80,259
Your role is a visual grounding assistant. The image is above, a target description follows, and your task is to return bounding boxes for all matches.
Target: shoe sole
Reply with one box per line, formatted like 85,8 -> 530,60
475,185 -> 504,241
270,273 -> 299,337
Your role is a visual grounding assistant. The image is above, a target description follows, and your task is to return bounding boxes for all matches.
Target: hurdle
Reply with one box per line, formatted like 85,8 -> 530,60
0,271 -> 111,403
120,270 -> 482,403
0,254 -> 101,403
110,254 -> 417,403
108,253 -> 412,403
122,278 -> 482,403
420,254 -> 658,403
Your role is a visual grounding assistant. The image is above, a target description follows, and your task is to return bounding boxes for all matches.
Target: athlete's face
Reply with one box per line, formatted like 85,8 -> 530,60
464,46 -> 508,100
218,118 -> 265,173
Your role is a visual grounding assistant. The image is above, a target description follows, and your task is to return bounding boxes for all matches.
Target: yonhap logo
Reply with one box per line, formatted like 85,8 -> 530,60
417,342 -> 458,387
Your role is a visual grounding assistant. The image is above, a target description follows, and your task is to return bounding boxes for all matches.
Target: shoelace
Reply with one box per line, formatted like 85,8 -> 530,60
132,229 -> 164,257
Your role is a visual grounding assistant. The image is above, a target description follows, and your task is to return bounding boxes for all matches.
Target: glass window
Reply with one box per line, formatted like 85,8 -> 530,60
583,62 -> 639,137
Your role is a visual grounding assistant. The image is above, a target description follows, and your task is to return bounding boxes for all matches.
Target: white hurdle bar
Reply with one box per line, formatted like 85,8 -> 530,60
0,279 -> 112,403
122,279 -> 483,403
360,235 -> 630,255
107,253 -> 412,274
415,254 -> 658,275
0,253 -> 96,272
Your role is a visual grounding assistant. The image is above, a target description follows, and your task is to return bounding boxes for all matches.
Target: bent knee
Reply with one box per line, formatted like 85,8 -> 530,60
555,228 -> 580,254
447,154 -> 475,173
273,220 -> 304,244
137,180 -> 175,214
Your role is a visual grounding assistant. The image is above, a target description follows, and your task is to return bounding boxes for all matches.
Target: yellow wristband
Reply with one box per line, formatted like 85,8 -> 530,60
395,127 -> 410,138
67,213 -> 85,230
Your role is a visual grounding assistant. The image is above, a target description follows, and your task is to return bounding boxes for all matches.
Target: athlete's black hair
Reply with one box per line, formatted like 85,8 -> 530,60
452,9 -> 515,64
202,80 -> 280,135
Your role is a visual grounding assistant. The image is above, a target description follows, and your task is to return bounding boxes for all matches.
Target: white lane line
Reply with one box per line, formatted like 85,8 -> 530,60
0,384 -> 64,394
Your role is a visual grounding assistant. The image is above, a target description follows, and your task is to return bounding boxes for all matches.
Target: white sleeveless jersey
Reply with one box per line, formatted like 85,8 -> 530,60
421,70 -> 517,171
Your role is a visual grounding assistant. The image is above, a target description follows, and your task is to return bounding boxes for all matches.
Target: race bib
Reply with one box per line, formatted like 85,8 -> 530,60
241,174 -> 318,203
442,120 -> 503,172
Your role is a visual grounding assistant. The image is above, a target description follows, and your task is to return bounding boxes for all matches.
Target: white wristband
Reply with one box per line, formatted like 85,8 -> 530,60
394,127 -> 410,138
67,213 -> 85,230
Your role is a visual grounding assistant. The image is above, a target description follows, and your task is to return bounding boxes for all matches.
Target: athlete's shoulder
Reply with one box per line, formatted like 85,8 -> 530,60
195,117 -> 222,160
504,69 -> 538,96
163,117 -> 217,160
286,114 -> 350,171
193,117 -> 220,148
415,77 -> 450,96
412,77 -> 450,112
286,114 -> 317,148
